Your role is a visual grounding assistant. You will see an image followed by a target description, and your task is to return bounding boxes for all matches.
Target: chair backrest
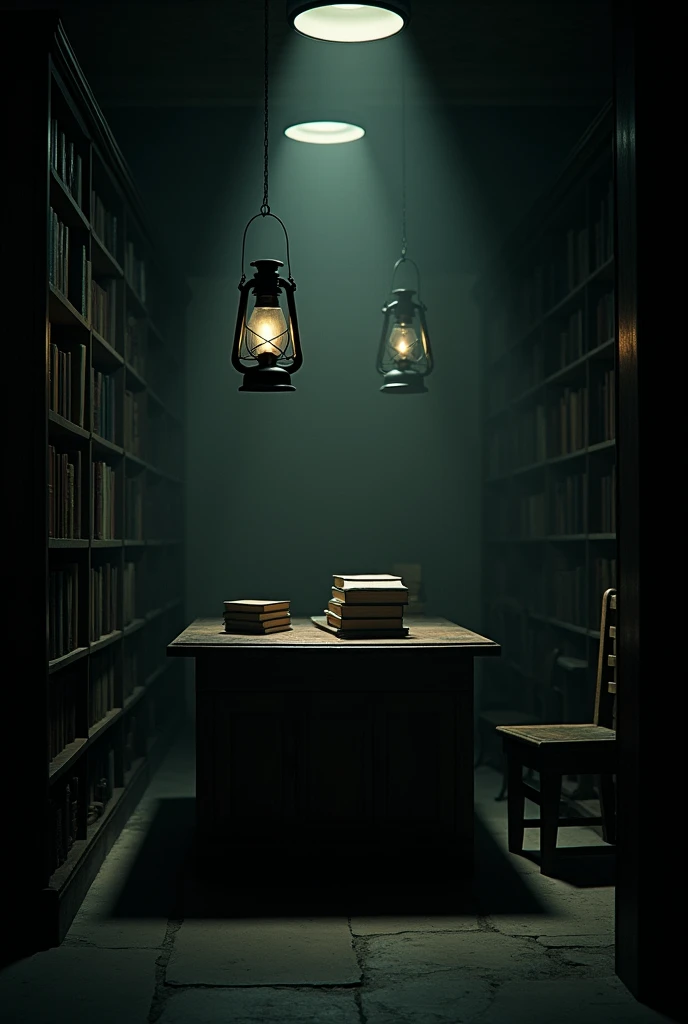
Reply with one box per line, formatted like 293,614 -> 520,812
593,587 -> 617,729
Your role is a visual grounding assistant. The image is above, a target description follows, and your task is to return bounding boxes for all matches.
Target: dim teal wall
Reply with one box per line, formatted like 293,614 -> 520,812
185,267 -> 482,625
104,103 -> 601,633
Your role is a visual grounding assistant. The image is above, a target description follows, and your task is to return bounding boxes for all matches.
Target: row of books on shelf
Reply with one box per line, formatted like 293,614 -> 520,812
91,191 -> 118,258
87,746 -> 116,825
557,308 -> 584,367
124,390 -> 144,455
550,555 -> 616,628
125,476 -> 144,539
90,562 -> 118,641
49,209 -> 86,315
593,180 -> 614,268
499,474 -> 616,539
92,460 -> 116,539
49,446 -> 82,539
551,473 -> 587,535
552,385 -> 589,455
92,369 -> 116,441
595,368 -> 615,443
48,332 -> 87,427
600,466 -> 616,533
123,561 -> 136,624
49,564 -> 79,660
46,775 -> 79,875
124,241 -> 147,303
123,650 -> 139,702
595,292 -> 615,346
50,118 -> 83,208
92,277 -> 117,344
566,225 -> 591,292
89,652 -> 116,727
49,672 -> 78,760
125,316 -> 147,378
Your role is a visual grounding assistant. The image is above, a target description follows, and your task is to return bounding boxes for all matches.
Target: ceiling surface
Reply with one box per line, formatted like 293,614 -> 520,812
5,0 -> 613,108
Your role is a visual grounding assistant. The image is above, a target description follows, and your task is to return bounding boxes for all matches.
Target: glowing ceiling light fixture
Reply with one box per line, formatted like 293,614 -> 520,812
284,120 -> 365,144
286,2 -> 409,42
231,0 -> 303,392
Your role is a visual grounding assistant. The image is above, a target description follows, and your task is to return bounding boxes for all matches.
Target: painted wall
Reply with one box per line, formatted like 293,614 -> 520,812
106,102 -> 601,633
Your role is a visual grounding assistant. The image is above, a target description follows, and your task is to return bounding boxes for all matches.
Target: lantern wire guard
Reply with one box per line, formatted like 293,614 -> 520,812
231,0 -> 303,392
376,63 -> 433,393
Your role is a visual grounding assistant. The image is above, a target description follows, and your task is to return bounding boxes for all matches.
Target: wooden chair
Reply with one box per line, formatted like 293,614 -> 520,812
496,588 -> 617,876
475,643 -> 561,801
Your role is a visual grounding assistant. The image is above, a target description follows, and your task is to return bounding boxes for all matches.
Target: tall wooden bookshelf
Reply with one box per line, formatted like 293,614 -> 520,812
4,12 -> 190,953
474,102 -> 616,774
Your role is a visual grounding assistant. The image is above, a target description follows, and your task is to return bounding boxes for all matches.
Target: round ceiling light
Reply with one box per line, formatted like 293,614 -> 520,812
284,121 -> 365,144
287,3 -> 408,43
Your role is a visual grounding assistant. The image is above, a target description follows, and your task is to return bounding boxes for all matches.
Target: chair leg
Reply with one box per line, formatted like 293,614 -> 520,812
598,773 -> 617,844
506,755 -> 526,854
495,750 -> 508,801
539,773 -> 562,876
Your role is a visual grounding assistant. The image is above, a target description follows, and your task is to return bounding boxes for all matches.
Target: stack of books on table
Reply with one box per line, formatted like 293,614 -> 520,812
223,599 -> 291,635
320,574 -> 409,638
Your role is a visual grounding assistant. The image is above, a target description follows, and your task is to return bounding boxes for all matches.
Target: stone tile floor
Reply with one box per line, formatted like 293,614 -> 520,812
0,727 -> 677,1024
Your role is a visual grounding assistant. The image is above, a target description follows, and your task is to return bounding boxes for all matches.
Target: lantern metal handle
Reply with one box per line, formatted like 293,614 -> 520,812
240,212 -> 293,284
389,255 -> 423,302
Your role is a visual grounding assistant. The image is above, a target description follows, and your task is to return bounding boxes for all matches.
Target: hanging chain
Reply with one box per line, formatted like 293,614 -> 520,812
260,0 -> 270,216
400,61 -> 407,259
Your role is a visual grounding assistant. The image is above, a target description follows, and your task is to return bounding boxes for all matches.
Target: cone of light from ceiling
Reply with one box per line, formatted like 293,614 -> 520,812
284,121 -> 365,144
287,2 -> 408,42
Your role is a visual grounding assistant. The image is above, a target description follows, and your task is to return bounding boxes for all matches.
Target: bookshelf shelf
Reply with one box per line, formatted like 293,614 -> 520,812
49,738 -> 89,782
475,100 -> 616,733
48,410 -> 90,440
91,329 -> 123,367
123,616 -> 146,636
125,280 -> 148,318
49,646 -> 89,674
92,434 -> 123,456
145,662 -> 171,689
48,285 -> 89,331
124,451 -> 147,469
50,166 -> 89,229
88,705 -> 122,741
6,11 -> 190,954
90,231 -> 123,278
124,361 -> 147,390
89,629 -> 122,654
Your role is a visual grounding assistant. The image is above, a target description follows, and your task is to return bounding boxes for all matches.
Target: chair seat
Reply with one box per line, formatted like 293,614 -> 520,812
480,709 -> 538,727
496,722 -> 616,745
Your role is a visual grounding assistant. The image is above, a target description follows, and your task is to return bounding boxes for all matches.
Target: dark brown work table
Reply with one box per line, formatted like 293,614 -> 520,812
168,616 -> 500,872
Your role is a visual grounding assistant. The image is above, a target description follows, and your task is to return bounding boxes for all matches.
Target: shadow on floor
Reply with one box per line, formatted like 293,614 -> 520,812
109,796 -> 556,920
514,845 -> 616,887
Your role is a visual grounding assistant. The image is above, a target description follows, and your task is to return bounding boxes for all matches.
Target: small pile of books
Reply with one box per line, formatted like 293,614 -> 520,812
223,599 -> 291,635
320,574 -> 409,638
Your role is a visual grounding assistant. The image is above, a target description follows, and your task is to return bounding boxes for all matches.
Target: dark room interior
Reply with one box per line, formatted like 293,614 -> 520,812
1,1 -> 684,1022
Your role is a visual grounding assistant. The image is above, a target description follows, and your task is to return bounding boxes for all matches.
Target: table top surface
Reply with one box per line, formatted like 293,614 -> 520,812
167,616 -> 501,655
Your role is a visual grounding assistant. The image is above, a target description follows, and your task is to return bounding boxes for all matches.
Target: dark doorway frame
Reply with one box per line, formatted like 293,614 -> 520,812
613,2 -> 685,1019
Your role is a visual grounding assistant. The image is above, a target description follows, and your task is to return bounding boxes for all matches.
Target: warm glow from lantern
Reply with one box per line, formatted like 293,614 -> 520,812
389,324 -> 420,361
245,305 -> 289,357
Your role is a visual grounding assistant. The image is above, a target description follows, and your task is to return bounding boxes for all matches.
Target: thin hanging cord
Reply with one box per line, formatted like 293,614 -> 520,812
400,61 -> 407,259
261,0 -> 270,216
